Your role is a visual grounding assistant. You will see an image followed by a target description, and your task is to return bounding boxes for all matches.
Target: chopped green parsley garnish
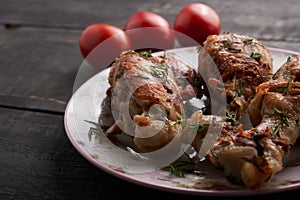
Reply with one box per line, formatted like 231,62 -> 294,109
243,38 -> 254,45
138,50 -> 153,58
287,55 -> 293,62
251,52 -> 262,60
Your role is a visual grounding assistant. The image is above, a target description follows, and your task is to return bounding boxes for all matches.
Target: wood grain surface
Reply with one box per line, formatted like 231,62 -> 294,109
0,0 -> 300,199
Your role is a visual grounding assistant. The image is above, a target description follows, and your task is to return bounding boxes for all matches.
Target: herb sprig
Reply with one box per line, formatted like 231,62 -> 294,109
234,79 -> 245,97
274,79 -> 291,94
226,111 -> 239,126
269,125 -> 279,138
273,107 -> 290,126
85,120 -> 109,141
175,120 -> 209,132
167,161 -> 195,177
257,70 -> 272,82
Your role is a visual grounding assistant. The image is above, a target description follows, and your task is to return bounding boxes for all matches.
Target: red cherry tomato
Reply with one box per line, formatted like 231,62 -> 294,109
174,3 -> 221,46
79,24 -> 131,67
124,11 -> 174,51
79,24 -> 131,58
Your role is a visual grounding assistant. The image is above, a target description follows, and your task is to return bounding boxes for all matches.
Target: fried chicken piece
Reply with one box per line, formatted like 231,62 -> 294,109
248,55 -> 300,146
200,33 -> 273,119
208,122 -> 284,188
208,55 -> 300,189
99,50 -> 203,152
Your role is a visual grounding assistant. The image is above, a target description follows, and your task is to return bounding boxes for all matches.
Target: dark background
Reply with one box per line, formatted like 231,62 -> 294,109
0,0 -> 299,199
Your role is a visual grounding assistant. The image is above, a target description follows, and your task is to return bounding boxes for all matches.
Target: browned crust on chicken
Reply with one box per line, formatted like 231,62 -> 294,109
208,55 -> 300,189
208,122 -> 284,188
202,33 -> 273,119
99,50 -> 203,152
248,55 -> 300,146
273,55 -> 300,81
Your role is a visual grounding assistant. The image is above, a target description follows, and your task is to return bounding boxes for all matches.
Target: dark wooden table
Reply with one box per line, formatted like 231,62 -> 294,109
1,0 -> 300,199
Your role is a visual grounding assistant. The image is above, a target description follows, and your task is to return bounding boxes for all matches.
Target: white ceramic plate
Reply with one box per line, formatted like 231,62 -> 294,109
64,46 -> 300,196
